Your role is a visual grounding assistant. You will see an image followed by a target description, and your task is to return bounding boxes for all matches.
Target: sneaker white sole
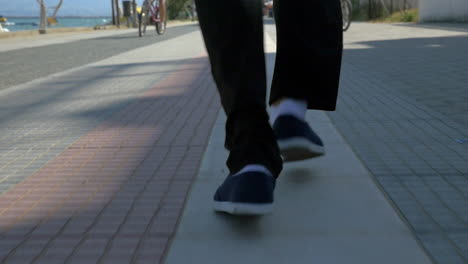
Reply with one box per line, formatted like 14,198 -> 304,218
213,201 -> 273,215
278,137 -> 325,162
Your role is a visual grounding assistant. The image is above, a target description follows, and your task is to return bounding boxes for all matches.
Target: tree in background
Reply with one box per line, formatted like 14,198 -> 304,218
114,0 -> 192,22
351,0 -> 416,20
36,0 -> 47,33
167,0 -> 191,20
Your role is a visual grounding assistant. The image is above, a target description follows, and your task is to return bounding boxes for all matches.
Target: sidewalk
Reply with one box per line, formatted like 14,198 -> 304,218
0,21 -> 467,264
0,21 -> 198,53
0,27 -> 217,264
163,29 -> 430,264
0,28 -> 135,52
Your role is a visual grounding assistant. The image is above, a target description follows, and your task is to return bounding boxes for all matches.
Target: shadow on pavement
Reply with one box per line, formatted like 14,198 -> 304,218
0,55 -> 220,263
2,26 -> 467,263
394,22 -> 468,33
67,57 -> 209,127
332,32 -> 468,263
343,34 -> 468,129
0,24 -> 200,91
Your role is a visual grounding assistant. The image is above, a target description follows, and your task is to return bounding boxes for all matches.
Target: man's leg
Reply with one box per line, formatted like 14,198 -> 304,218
159,0 -> 167,23
195,0 -> 282,177
195,0 -> 282,215
269,0 -> 343,161
270,0 -> 343,110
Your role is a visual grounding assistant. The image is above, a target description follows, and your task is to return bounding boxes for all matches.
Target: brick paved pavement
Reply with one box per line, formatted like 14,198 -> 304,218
1,21 -> 467,264
326,23 -> 468,264
0,26 -> 204,195
0,30 -> 220,263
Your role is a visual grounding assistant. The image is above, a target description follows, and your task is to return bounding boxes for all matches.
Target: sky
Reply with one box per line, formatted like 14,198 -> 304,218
0,0 -> 133,17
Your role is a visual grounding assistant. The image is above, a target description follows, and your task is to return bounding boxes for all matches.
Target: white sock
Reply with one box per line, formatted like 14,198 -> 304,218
270,98 -> 307,123
232,164 -> 273,178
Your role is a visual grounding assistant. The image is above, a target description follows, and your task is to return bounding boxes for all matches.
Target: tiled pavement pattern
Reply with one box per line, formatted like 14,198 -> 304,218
325,23 -> 468,264
0,26 -> 203,194
1,21 -> 467,264
0,31 -> 220,263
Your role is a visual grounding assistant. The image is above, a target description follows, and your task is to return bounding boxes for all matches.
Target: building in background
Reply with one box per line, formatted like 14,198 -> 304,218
419,0 -> 468,22
352,0 -> 468,22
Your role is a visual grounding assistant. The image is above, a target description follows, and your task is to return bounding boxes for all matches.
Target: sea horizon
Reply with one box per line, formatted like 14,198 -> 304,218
4,16 -> 112,19
1,17 -> 113,32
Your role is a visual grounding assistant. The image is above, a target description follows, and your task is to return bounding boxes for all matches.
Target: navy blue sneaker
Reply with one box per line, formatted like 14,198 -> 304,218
213,172 -> 275,215
273,115 -> 325,162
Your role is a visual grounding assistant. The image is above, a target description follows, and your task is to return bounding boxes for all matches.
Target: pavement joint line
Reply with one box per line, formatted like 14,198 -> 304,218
392,172 -> 466,241
124,152 -> 181,264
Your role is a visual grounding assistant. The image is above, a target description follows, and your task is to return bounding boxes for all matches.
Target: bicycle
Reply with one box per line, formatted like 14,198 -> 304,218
341,0 -> 352,32
139,0 -> 167,37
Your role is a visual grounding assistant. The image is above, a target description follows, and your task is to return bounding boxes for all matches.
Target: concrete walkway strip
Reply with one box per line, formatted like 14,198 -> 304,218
0,22 -> 198,53
164,30 -> 432,264
0,29 -> 134,53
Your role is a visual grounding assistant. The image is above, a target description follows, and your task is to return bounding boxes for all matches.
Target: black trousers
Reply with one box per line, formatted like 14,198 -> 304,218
195,0 -> 343,177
